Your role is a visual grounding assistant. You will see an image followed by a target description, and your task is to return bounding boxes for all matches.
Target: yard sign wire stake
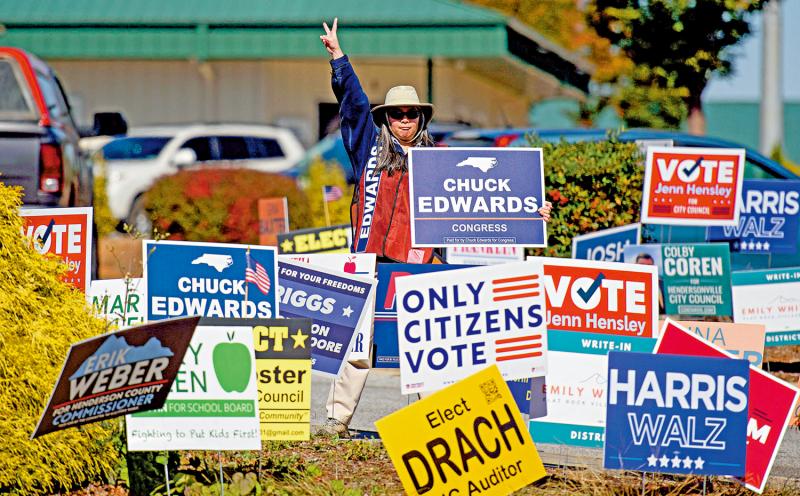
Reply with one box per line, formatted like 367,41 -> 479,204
219,451 -> 224,495
641,471 -> 645,496
702,475 -> 707,496
163,451 -> 171,496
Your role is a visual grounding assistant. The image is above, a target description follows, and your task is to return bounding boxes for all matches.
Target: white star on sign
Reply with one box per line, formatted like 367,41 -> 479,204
763,241 -> 770,250
756,241 -> 763,250
647,454 -> 658,467
694,457 -> 705,470
342,305 -> 353,317
671,455 -> 682,468
659,455 -> 670,468
682,456 -> 693,469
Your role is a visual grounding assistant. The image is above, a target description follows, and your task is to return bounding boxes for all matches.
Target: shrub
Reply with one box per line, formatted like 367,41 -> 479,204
92,155 -> 120,237
0,183 -> 119,494
527,136 -> 644,258
144,169 -> 312,244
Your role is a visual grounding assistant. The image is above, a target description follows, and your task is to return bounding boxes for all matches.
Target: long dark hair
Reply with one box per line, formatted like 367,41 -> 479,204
375,112 -> 435,176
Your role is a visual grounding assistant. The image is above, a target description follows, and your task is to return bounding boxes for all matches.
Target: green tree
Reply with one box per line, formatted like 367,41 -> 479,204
588,0 -> 766,134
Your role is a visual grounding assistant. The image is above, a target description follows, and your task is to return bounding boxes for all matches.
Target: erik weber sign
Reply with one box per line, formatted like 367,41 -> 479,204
395,261 -> 547,394
144,240 -> 278,321
409,148 -> 546,247
641,147 -> 745,226
32,317 -> 199,438
603,351 -> 749,476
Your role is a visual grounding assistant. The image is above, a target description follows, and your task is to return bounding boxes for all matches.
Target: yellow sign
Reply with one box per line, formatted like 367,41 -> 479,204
253,319 -> 312,440
277,224 -> 351,254
376,365 -> 546,495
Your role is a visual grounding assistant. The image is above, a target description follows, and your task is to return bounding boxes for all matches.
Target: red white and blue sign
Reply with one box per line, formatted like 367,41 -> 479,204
276,259 -> 375,378
604,351 -> 749,477
373,263 -> 469,368
572,224 -> 641,262
706,179 -> 800,254
144,241 -> 278,321
408,147 -> 547,247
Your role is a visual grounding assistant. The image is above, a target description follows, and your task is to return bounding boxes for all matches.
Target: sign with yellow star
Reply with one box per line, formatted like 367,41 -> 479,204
252,318 -> 313,440
277,224 -> 352,254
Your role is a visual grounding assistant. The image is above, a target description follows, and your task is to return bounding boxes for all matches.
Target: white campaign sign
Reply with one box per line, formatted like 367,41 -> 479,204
396,261 -> 547,394
445,245 -> 524,265
278,254 -> 376,361
88,278 -> 145,329
126,322 -> 261,450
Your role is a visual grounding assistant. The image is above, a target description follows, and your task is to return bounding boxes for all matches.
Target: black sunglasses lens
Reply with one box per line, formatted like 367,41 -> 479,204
388,109 -> 420,119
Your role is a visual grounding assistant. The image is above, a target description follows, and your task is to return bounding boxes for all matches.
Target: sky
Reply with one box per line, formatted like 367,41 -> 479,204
704,0 -> 799,102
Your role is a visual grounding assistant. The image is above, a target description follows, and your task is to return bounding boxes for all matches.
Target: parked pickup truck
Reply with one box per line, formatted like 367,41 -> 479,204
0,47 -> 92,207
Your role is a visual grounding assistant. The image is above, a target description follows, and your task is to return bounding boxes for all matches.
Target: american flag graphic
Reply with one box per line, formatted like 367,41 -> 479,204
491,273 -> 543,361
323,185 -> 343,202
491,273 -> 540,302
245,252 -> 271,295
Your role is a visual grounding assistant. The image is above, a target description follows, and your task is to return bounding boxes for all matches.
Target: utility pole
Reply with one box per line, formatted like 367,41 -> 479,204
759,0 -> 783,155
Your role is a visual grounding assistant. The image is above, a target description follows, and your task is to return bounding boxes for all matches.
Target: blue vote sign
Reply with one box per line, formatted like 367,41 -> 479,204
604,351 -> 749,476
373,263 -> 470,368
706,179 -> 800,254
572,224 -> 641,262
144,240 -> 277,321
409,147 -> 547,247
276,260 -> 375,378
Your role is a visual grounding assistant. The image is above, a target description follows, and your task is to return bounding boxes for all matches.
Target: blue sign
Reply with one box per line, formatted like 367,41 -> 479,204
604,351 -> 749,476
706,179 -> 800,254
145,241 -> 277,321
409,148 -> 546,247
373,263 -> 469,368
277,260 -> 375,378
572,224 -> 641,262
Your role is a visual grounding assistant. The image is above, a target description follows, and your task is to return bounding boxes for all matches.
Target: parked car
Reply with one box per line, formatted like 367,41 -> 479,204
0,47 -> 93,207
98,124 -> 305,230
287,122 -> 471,183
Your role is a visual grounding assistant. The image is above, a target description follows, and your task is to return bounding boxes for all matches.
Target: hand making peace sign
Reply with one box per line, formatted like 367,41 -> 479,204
320,17 -> 344,60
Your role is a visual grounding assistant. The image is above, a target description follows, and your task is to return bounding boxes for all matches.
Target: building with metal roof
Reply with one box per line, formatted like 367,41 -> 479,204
0,0 -> 591,144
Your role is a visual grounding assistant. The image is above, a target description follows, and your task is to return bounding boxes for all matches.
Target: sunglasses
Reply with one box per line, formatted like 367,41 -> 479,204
387,108 -> 420,120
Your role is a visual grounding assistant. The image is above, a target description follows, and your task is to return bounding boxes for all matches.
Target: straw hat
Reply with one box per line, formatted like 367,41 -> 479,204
371,86 -> 435,127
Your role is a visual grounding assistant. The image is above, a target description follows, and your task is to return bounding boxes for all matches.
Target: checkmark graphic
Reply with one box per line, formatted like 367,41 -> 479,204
576,272 -> 605,303
38,219 -> 56,247
682,156 -> 704,177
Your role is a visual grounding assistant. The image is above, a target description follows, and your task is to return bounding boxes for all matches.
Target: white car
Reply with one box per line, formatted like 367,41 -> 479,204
99,124 -> 304,230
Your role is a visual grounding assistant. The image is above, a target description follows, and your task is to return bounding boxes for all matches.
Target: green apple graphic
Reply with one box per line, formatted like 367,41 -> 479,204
212,331 -> 252,393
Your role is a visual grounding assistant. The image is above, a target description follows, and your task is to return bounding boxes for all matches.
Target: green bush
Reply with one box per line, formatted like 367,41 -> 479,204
527,136 -> 644,258
144,169 -> 312,244
0,183 -> 119,493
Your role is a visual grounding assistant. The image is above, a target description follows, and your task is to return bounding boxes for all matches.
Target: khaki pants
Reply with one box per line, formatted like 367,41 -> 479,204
325,358 -> 370,425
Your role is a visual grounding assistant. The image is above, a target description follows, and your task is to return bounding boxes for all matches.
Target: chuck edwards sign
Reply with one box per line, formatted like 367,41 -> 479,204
376,365 -> 546,496
33,317 -> 198,438
642,146 -> 745,226
396,261 -> 547,394
409,148 -> 546,247
144,241 -> 277,321
529,257 -> 659,338
604,351 -> 749,476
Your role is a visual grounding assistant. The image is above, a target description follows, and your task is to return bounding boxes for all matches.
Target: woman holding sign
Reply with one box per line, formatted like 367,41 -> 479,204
319,18 -> 552,436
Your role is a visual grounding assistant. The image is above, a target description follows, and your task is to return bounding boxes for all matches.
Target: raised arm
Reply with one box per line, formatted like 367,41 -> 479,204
321,18 -> 377,179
